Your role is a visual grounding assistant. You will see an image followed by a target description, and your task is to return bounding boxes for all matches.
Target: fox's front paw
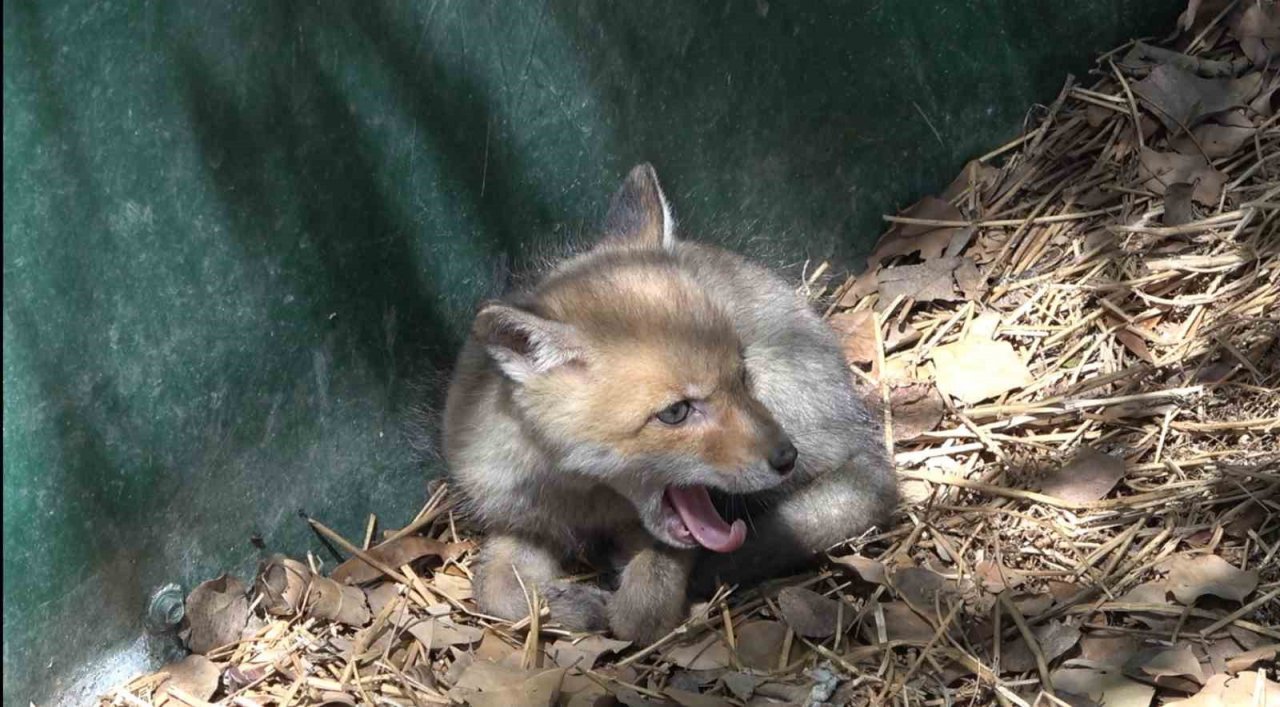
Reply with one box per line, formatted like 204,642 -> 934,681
607,579 -> 686,645
542,582 -> 611,632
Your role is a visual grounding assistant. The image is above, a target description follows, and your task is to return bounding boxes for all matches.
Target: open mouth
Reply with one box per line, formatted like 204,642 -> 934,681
662,485 -> 747,553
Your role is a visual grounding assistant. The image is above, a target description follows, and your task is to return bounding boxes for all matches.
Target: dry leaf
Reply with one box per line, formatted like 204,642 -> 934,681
407,617 -> 484,650
664,633 -> 731,671
830,554 -> 887,585
474,631 -> 520,663
954,258 -> 985,299
183,574 -> 251,654
941,159 -> 1000,202
1120,581 -> 1171,604
1132,65 -> 1263,132
1172,111 -> 1258,159
723,672 -> 760,700
1081,634 -> 1140,664
734,620 -> 788,671
1163,181 -> 1198,227
975,560 -> 1022,593
1134,645 -> 1205,685
1225,503 -> 1269,538
870,196 -> 966,266
256,555 -> 311,616
1002,621 -> 1081,673
432,571 -> 474,601
777,587 -> 841,639
307,575 -> 372,626
1138,148 -> 1228,205
1039,447 -> 1126,504
931,337 -> 1033,404
829,309 -> 877,366
1014,593 -> 1054,616
1231,3 -> 1280,66
862,601 -> 939,645
559,671 -> 611,707
331,536 -> 472,585
891,567 -> 953,620
665,688 -> 733,707
1166,671 -> 1280,706
1166,554 -> 1259,604
450,661 -> 566,707
877,258 -> 966,304
1226,644 -> 1278,673
362,582 -> 402,617
1051,666 -> 1156,707
158,655 -> 221,705
889,383 -> 945,441
547,635 -> 631,671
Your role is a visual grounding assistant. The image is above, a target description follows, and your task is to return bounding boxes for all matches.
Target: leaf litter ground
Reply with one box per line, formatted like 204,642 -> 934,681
104,8 -> 1278,707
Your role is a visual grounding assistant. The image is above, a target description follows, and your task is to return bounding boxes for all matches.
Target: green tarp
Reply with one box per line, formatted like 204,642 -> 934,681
3,1 -> 1176,703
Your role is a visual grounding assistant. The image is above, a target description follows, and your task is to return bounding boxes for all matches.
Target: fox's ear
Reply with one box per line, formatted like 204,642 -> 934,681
600,163 -> 676,250
474,303 -> 584,383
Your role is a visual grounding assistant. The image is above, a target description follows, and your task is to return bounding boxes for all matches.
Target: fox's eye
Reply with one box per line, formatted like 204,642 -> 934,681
656,400 -> 692,426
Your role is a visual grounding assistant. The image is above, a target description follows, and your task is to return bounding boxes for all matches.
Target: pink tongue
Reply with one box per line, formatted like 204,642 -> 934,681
666,486 -> 747,553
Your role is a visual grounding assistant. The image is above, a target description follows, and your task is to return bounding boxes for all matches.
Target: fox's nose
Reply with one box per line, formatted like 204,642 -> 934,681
768,440 -> 798,475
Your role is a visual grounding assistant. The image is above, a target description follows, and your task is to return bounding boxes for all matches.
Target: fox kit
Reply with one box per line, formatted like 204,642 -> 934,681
444,164 -> 896,643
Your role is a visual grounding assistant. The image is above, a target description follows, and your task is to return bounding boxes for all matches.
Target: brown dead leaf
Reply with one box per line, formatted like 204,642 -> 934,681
931,337 -> 1033,404
1226,644 -> 1279,673
432,571 -> 474,601
777,586 -> 841,639
877,258 -> 965,304
975,560 -> 1022,593
1167,554 -> 1259,604
1039,447 -> 1126,504
331,536 -> 472,585
829,554 -> 887,585
157,655 -> 220,705
1166,671 -> 1280,706
891,567 -> 953,620
863,601 -> 937,645
1163,182 -> 1198,227
664,633 -> 731,671
889,383 -> 945,441
942,159 -> 1001,202
407,617 -> 484,650
307,575 -> 371,626
362,582 -> 402,617
734,620 -> 788,671
1015,593 -> 1054,617
1135,645 -> 1205,685
665,688 -> 733,707
1172,111 -> 1258,159
256,555 -> 311,616
1002,621 -> 1081,673
1120,581 -> 1171,604
723,672 -> 760,700
450,661 -> 566,707
1225,502 -> 1269,538
1231,2 -> 1280,66
829,309 -> 877,366
870,196 -> 967,267
183,574 -> 251,654
1081,634 -> 1140,664
559,672 -> 611,707
884,320 -> 922,354
1138,148 -> 1228,205
547,635 -> 631,671
1132,65 -> 1263,132
1051,666 -> 1156,707
954,258 -> 985,299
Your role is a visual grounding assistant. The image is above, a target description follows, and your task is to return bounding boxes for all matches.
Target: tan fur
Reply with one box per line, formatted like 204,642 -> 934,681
444,164 -> 896,643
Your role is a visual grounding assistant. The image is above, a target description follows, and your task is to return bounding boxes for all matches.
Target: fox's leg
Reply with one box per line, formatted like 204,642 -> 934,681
607,528 -> 696,644
691,460 -> 897,595
473,534 -> 610,631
